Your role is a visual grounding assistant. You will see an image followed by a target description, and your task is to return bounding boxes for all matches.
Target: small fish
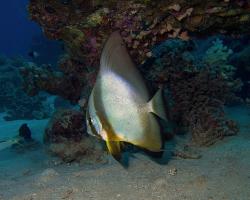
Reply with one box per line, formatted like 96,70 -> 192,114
86,31 -> 167,161
28,51 -> 39,59
0,137 -> 20,152
61,0 -> 71,5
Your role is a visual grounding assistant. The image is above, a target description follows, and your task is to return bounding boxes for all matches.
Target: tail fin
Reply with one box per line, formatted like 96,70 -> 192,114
147,89 -> 168,121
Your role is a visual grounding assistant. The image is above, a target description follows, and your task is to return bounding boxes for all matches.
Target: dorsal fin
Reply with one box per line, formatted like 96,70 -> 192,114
100,31 -> 149,99
100,31 -> 135,74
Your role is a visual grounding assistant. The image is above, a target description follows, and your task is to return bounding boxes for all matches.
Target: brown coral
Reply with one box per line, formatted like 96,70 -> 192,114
24,0 -> 250,106
24,0 -> 248,147
44,109 -> 85,143
141,39 -> 239,146
44,109 -> 106,163
20,64 -> 83,103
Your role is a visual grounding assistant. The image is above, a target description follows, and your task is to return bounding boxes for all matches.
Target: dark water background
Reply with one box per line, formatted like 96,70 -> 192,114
0,0 -> 40,57
0,0 -> 63,65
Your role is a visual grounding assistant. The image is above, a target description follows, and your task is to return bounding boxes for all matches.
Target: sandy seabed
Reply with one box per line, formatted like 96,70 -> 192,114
0,106 -> 249,200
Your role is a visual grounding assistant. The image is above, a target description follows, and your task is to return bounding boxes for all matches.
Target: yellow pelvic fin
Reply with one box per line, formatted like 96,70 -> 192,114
106,140 -> 122,161
96,111 -> 123,160
147,89 -> 168,121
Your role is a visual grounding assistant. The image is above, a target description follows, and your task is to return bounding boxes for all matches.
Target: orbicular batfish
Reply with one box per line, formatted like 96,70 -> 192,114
86,31 -> 167,161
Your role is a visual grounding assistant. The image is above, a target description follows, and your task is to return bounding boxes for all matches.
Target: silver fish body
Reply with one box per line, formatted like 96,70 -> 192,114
86,31 -> 167,159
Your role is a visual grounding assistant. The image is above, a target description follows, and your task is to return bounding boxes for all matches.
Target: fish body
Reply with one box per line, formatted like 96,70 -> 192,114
86,31 -> 167,160
28,51 -> 39,59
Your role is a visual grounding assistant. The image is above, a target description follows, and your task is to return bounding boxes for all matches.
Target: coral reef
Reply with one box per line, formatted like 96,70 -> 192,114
24,0 -> 250,104
44,109 -> 106,163
168,70 -> 238,146
141,38 -> 239,146
203,38 -> 243,104
0,57 -> 51,120
23,0 -> 250,147
3,90 -> 51,121
44,109 -> 85,143
20,64 -> 83,103
10,55 -> 26,68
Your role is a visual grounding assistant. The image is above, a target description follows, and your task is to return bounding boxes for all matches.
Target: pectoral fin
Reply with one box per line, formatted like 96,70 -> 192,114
147,89 -> 168,121
96,111 -> 123,161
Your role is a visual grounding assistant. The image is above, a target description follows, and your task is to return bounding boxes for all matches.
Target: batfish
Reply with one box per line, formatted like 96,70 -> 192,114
86,31 -> 167,161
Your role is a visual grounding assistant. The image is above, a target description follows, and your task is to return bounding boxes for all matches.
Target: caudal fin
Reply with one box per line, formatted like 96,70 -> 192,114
147,89 -> 168,121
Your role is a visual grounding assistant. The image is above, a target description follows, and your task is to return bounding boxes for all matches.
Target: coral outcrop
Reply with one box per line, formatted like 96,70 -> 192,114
142,38 -> 239,146
23,0 -> 250,146
24,0 -> 250,104
0,57 -> 51,120
203,38 -> 243,104
44,109 -> 106,163
20,64 -> 83,103
44,109 -> 85,143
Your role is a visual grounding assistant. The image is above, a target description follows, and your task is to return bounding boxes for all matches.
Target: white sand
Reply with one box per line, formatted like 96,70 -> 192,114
0,106 -> 249,200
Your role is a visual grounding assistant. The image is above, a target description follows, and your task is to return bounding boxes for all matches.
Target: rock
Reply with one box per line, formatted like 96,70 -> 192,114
49,137 -> 107,163
168,168 -> 177,176
44,109 -> 107,164
19,123 -> 32,140
44,109 -> 85,143
12,124 -> 40,153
